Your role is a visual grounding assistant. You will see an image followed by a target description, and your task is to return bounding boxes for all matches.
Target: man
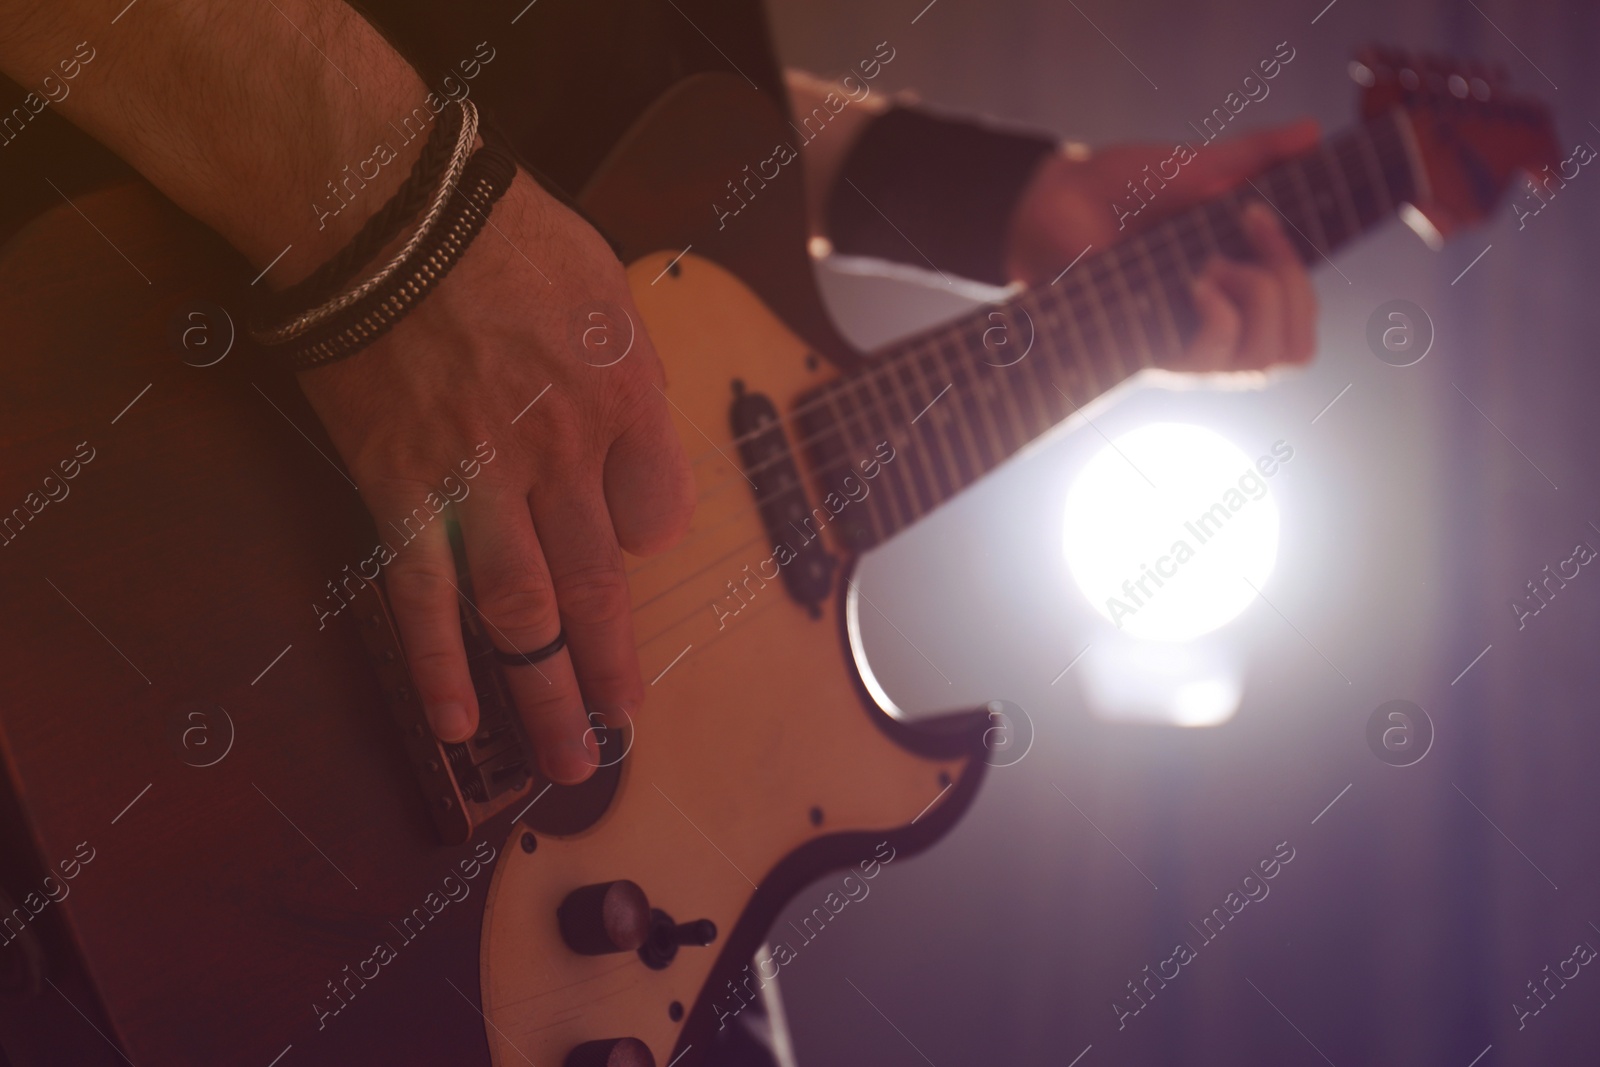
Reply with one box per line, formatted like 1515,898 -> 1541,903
0,0 -> 1314,792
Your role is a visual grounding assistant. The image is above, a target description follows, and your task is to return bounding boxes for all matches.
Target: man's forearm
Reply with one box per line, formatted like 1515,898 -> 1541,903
0,0 -> 430,284
785,70 -> 888,242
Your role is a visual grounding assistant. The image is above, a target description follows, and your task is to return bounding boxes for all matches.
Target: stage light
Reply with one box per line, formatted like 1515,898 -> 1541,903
1062,423 -> 1279,642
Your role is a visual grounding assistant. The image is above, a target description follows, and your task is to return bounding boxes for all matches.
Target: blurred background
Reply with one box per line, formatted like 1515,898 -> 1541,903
763,1 -> 1600,1064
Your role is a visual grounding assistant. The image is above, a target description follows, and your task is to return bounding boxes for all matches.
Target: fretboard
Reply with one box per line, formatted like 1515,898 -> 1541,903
795,108 -> 1420,549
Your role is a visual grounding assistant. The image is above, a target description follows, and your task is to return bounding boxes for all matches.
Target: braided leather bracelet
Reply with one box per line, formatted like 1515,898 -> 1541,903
256,98 -> 468,335
255,100 -> 481,347
282,142 -> 518,372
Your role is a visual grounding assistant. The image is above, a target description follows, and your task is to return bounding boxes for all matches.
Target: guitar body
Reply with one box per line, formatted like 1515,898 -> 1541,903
1,45 -> 1550,1065
0,73 -> 985,1067
483,245 -> 978,1065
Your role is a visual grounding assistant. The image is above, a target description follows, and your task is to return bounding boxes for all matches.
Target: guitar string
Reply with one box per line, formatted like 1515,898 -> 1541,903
623,312 -> 1191,658
620,123 -> 1400,581
645,147 -> 1393,575
666,196 -> 1233,502
610,125 -> 1410,651
459,123 -> 1400,645
671,117 -> 1402,478
619,126 -> 1398,594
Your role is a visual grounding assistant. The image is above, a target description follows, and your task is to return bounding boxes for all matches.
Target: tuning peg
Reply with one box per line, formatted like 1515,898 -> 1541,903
1448,73 -> 1470,98
1349,60 -> 1376,87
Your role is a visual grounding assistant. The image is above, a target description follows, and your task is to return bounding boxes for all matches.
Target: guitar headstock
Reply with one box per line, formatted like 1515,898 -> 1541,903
1352,45 -> 1564,240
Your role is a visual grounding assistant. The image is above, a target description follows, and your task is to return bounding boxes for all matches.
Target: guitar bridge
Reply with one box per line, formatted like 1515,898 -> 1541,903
351,546 -> 626,845
350,581 -> 530,843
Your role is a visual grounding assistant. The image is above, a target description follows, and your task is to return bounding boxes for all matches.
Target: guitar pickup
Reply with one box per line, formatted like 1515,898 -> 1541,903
729,380 -> 837,616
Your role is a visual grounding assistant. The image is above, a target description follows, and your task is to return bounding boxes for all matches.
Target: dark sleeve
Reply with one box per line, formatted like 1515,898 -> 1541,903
350,0 -> 788,200
825,106 -> 1059,286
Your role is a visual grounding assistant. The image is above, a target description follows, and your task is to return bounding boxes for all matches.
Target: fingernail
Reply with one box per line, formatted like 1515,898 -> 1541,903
545,740 -> 595,785
434,702 -> 471,742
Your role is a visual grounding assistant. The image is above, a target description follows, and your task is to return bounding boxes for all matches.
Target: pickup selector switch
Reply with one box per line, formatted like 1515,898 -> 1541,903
638,909 -> 718,970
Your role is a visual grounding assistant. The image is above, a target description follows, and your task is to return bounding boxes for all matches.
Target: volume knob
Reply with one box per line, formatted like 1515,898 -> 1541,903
564,1037 -> 655,1067
558,880 -> 652,955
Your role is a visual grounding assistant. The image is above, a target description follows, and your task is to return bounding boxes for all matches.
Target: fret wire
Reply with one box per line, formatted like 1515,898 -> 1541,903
880,348 -> 945,516
1068,274 -> 1119,392
921,331 -> 979,486
1131,245 -> 1169,367
1129,231 -> 1183,358
1148,221 -> 1201,347
893,346 -> 958,505
814,389 -> 882,547
1113,242 -> 1172,371
1335,134 -> 1382,229
1321,137 -> 1363,240
803,419 -> 850,485
732,118 -> 1425,544
1076,259 -> 1133,384
1155,218 -> 1195,282
1051,277 -> 1102,402
921,342 -> 976,489
1353,122 -> 1394,218
859,354 -> 932,523
1163,212 -> 1208,276
968,318 -> 1025,456
1258,162 -> 1317,264
1372,112 -> 1418,207
956,320 -> 1006,457
1388,110 -> 1428,205
745,119 -> 1411,483
1019,296 -> 1071,427
1299,146 -> 1351,252
807,457 -> 880,549
983,305 -> 1048,441
972,315 -> 1032,457
828,376 -> 870,463
1003,298 -> 1058,436
843,373 -> 911,537
935,331 -> 1001,475
915,340 -> 972,489
1212,194 -> 1253,260
1285,156 -> 1330,256
1103,250 -> 1153,373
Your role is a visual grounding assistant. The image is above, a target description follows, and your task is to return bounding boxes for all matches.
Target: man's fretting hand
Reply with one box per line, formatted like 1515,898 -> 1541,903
1005,120 -> 1321,376
298,172 -> 694,784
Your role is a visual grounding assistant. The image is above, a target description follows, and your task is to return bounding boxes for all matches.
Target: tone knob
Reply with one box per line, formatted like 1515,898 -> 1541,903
565,1037 -> 655,1067
558,880 -> 652,955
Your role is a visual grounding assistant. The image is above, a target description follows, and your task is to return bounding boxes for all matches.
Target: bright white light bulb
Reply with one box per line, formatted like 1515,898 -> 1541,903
1062,423 -> 1279,642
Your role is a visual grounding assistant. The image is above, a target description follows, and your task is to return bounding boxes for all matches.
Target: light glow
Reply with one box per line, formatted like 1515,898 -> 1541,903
1062,423 -> 1279,642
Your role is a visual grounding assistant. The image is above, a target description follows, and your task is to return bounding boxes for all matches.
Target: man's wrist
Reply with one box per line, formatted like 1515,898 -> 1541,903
0,0 -> 430,286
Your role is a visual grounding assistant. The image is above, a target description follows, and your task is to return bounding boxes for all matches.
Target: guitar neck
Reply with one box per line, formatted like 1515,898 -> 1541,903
797,108 -> 1422,549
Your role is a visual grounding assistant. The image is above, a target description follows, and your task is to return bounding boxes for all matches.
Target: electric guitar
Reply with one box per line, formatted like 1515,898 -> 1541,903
0,47 -> 1558,1067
